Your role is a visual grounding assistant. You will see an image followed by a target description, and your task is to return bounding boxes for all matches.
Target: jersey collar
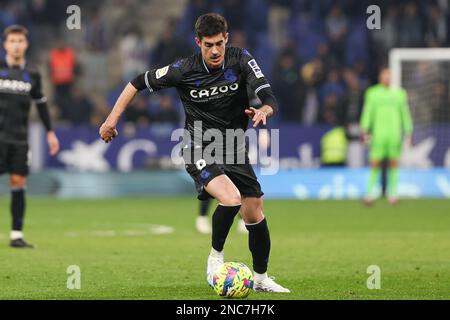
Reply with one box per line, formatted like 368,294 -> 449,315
5,56 -> 26,69
201,56 -> 225,73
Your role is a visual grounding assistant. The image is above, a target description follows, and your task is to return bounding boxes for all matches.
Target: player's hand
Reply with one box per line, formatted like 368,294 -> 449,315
245,107 -> 267,128
47,131 -> 60,156
361,133 -> 370,144
99,121 -> 118,143
404,135 -> 412,149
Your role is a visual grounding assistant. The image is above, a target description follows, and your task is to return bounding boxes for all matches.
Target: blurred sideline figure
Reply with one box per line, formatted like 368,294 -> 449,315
320,126 -> 348,167
0,25 -> 60,248
360,67 -> 413,205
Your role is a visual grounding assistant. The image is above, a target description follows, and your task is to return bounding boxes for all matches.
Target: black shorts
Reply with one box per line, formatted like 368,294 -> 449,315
0,142 -> 29,176
185,162 -> 264,200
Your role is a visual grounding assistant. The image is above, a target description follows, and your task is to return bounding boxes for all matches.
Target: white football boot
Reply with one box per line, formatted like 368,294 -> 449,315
363,196 -> 376,207
388,197 -> 399,206
253,274 -> 291,293
206,248 -> 224,286
196,216 -> 211,234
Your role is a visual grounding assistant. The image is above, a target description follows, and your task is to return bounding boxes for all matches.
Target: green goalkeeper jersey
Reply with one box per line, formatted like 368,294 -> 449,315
360,84 -> 413,142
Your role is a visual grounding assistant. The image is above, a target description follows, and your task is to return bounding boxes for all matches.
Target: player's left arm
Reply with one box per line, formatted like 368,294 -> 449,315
31,72 -> 59,156
400,89 -> 413,147
240,49 -> 279,127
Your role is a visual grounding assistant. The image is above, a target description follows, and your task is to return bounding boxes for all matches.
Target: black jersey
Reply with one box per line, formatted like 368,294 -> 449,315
131,47 -> 278,157
0,60 -> 46,144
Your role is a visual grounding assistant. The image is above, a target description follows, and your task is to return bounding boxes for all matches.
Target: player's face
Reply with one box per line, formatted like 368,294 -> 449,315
379,69 -> 391,86
196,33 -> 228,69
4,33 -> 28,60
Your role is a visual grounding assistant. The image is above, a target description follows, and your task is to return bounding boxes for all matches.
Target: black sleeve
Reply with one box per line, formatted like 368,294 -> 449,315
239,49 -> 279,113
30,71 -> 45,100
30,72 -> 52,131
130,73 -> 147,91
36,101 -> 52,131
130,62 -> 183,92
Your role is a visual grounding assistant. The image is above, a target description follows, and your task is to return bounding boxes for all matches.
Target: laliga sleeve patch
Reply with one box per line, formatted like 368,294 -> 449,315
247,59 -> 264,78
155,65 -> 169,79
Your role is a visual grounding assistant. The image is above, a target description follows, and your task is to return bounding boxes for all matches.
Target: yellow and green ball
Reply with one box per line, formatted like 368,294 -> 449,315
212,261 -> 254,298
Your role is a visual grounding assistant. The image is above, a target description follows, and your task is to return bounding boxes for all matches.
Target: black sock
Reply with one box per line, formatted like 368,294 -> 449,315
199,198 -> 211,217
211,204 -> 240,252
11,189 -> 26,231
246,218 -> 271,274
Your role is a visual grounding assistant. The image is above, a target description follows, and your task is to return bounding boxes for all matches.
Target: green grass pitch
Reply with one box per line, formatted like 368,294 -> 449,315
0,197 -> 449,300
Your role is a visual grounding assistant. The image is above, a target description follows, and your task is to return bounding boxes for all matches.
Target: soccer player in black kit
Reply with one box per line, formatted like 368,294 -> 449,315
100,14 -> 289,292
1,25 -> 60,248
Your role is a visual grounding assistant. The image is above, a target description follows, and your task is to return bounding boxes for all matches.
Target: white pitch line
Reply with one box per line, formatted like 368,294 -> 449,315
65,225 -> 174,238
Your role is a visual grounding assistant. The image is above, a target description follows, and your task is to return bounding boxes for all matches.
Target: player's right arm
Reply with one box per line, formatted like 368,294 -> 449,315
100,83 -> 137,142
99,63 -> 182,143
360,88 -> 374,144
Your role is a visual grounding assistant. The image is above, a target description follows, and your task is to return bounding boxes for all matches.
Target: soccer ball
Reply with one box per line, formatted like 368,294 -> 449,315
212,261 -> 254,298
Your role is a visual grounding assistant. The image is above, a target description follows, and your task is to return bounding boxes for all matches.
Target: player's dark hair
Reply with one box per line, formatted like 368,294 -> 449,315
3,24 -> 28,41
195,13 -> 228,40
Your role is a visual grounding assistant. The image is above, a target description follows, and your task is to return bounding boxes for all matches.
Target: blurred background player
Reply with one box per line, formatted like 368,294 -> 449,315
196,199 -> 211,233
360,67 -> 413,205
0,25 -> 60,248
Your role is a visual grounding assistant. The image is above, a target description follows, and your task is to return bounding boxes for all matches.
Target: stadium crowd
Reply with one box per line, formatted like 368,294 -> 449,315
0,0 -> 449,129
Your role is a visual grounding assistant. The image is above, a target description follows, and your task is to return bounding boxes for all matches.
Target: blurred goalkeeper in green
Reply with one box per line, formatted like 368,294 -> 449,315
360,67 -> 413,205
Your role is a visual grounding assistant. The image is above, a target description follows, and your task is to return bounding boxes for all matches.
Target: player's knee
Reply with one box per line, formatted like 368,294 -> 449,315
241,198 -> 264,224
389,160 -> 398,168
242,210 -> 265,224
244,214 -> 264,224
370,161 -> 380,168
9,175 -> 26,189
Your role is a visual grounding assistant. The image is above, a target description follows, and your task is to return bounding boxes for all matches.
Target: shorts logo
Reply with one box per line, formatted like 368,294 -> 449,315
247,59 -> 264,79
155,66 -> 169,79
200,170 -> 210,179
